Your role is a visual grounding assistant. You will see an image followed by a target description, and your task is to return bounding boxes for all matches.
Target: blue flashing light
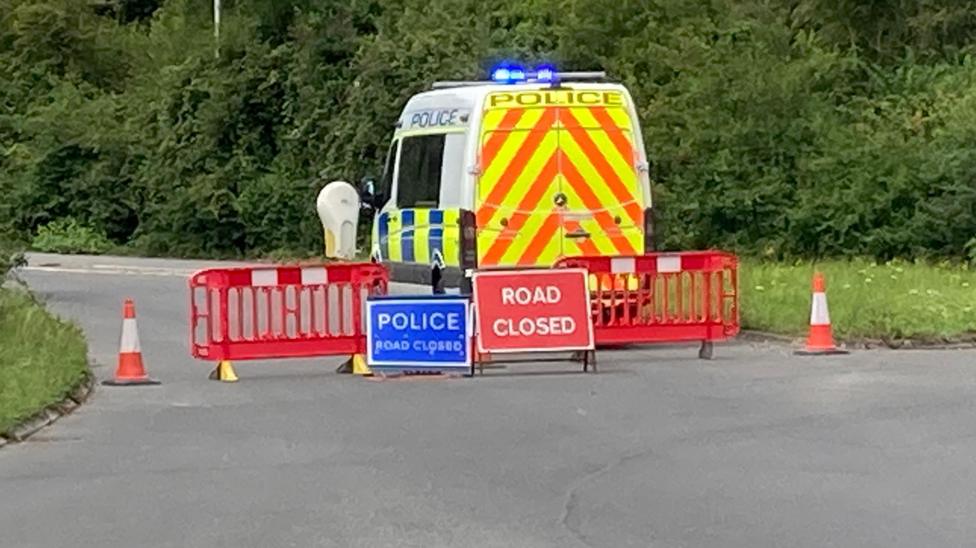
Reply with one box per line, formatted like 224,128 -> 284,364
491,67 -> 513,83
535,64 -> 556,82
491,63 -> 528,84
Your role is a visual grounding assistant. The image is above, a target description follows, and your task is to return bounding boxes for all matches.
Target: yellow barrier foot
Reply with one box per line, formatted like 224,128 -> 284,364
208,360 -> 239,382
351,354 -> 372,376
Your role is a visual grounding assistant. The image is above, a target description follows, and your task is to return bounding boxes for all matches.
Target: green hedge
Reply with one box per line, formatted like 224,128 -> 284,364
1,0 -> 975,260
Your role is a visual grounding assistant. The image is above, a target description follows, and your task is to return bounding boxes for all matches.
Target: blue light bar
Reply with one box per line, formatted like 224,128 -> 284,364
489,63 -> 561,84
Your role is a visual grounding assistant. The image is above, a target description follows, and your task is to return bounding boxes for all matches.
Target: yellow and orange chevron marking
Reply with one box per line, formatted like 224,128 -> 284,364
476,94 -> 644,268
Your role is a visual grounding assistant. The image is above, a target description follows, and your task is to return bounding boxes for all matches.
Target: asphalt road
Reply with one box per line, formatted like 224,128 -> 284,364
2,253 -> 976,548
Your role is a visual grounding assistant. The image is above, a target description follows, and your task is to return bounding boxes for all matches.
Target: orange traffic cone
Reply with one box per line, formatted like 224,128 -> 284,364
795,273 -> 848,356
103,299 -> 160,385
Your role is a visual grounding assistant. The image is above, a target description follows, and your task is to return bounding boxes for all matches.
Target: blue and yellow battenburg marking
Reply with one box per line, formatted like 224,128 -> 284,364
374,209 -> 461,267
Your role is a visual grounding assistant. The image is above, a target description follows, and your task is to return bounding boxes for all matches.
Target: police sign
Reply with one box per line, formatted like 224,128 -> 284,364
402,108 -> 471,130
366,295 -> 471,371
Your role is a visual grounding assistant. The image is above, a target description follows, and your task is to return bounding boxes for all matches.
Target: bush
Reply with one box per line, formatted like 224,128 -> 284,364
0,236 -> 26,278
1,0 -> 975,261
32,218 -> 113,255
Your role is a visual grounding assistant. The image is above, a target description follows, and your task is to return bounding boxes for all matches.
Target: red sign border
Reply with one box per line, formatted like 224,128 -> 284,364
472,268 -> 595,354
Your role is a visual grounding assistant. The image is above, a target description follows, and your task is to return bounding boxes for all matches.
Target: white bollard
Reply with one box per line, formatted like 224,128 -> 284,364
315,181 -> 360,260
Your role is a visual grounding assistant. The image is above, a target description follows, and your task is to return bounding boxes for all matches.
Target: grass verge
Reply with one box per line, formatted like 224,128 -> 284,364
0,289 -> 89,436
741,259 -> 976,342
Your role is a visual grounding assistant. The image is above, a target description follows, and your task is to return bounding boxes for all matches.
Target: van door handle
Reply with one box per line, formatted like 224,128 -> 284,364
565,230 -> 591,239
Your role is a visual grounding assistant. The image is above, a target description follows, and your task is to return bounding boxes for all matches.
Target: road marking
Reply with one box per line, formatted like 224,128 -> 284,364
23,265 -> 194,277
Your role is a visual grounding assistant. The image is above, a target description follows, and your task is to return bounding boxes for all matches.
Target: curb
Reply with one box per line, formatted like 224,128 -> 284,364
0,371 -> 94,447
738,330 -> 976,351
738,330 -> 800,346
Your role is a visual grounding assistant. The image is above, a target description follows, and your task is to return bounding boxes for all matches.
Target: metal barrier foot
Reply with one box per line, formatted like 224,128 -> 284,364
335,359 -> 353,374
209,360 -> 239,382
698,341 -> 714,360
581,350 -> 598,373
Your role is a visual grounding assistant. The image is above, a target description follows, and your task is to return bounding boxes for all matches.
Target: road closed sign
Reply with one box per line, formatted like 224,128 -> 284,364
473,269 -> 593,353
366,295 -> 471,371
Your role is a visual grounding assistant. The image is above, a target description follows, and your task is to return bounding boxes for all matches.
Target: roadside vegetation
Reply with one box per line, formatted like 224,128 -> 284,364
0,269 -> 89,436
742,260 -> 976,343
1,1 -> 974,343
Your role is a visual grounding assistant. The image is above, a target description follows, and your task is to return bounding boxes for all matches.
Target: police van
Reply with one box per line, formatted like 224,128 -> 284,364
357,66 -> 654,293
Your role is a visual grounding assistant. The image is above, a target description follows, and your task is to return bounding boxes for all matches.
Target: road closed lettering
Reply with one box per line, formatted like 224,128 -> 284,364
473,269 -> 593,353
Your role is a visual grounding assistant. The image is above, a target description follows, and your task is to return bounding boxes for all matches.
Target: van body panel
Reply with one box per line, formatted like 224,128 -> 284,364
375,208 -> 461,268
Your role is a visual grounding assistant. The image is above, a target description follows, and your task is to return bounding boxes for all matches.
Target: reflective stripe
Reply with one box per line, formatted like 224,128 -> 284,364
372,209 -> 461,267
386,212 -> 402,262
611,257 -> 636,274
413,209 -> 432,264
378,213 -> 389,260
428,209 -> 443,265
558,150 -> 637,255
401,210 -> 415,263
657,256 -> 681,273
477,93 -> 644,268
477,108 -> 557,227
252,269 -> 277,287
560,109 -> 642,226
300,266 -> 328,285
810,292 -> 831,326
442,209 -> 460,267
481,153 -> 560,266
119,318 -> 140,352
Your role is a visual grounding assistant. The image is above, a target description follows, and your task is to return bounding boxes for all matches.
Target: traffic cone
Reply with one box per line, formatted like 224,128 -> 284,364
209,360 -> 238,382
103,299 -> 160,385
795,272 -> 849,356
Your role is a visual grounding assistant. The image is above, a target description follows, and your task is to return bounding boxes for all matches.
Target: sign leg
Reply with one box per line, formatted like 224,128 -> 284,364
699,341 -> 714,360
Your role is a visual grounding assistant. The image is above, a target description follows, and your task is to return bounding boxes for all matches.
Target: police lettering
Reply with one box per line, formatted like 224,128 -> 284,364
489,91 -> 624,108
409,109 -> 461,128
377,311 -> 462,331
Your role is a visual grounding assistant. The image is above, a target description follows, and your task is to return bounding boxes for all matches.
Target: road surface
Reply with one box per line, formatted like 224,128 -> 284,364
2,253 -> 975,547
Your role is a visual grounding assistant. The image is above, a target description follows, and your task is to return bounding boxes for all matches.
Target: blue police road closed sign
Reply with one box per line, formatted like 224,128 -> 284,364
366,296 -> 470,371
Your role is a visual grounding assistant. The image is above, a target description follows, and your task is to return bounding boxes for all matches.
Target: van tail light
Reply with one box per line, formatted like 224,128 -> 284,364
459,209 -> 478,294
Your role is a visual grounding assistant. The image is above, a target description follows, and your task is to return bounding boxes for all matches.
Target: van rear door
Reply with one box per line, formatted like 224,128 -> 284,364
555,101 -> 643,260
476,89 -> 644,268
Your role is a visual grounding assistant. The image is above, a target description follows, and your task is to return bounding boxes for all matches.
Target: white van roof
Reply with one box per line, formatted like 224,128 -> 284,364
395,81 -> 635,135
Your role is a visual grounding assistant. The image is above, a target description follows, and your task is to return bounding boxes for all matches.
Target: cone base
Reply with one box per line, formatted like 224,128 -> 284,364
794,348 -> 850,356
103,377 -> 161,386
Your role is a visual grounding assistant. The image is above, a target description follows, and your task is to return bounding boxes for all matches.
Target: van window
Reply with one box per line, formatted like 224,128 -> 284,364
377,141 -> 398,207
397,134 -> 445,208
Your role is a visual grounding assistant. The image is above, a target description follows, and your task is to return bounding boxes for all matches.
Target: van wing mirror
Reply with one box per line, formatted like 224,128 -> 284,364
359,176 -> 379,209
